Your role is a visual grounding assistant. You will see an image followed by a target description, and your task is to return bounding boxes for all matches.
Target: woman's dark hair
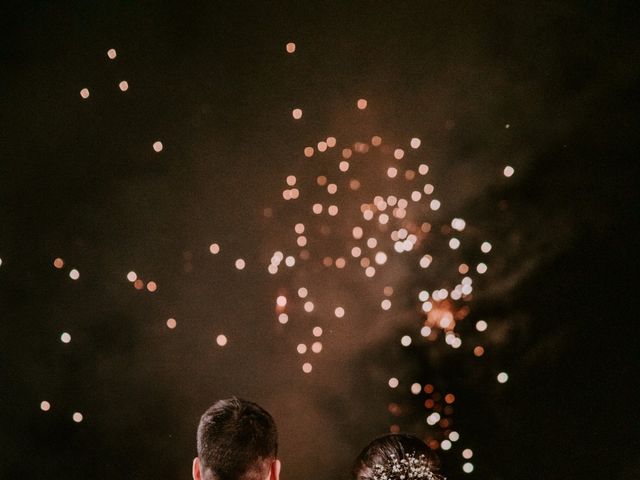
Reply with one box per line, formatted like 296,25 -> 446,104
351,433 -> 440,480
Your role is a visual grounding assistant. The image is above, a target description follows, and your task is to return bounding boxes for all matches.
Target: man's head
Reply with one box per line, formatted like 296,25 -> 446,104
193,397 -> 280,480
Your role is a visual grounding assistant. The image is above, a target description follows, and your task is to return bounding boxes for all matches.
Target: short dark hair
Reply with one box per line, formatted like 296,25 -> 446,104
351,433 -> 440,480
197,397 -> 278,480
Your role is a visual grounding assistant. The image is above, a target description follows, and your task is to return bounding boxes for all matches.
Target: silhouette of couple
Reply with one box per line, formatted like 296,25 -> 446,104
192,397 -> 445,480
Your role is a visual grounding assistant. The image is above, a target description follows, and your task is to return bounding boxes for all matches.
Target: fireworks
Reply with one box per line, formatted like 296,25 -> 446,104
33,35 -> 516,477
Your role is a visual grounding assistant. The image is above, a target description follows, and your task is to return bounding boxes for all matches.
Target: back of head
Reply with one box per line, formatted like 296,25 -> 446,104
351,433 -> 442,480
197,397 -> 278,480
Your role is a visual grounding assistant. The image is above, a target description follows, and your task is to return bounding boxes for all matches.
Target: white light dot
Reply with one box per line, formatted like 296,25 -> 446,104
451,218 -> 466,231
209,243 -> 220,254
449,238 -> 461,250
292,108 -> 303,119
60,332 -> 71,343
297,343 -> 307,354
69,269 -> 80,280
357,98 -> 368,110
375,252 -> 387,265
503,165 -> 515,177
166,318 -> 177,329
410,137 -> 421,149
419,255 -> 432,269
388,377 -> 399,388
430,199 -> 441,211
235,259 -> 246,270
40,401 -> 51,411
481,241 -> 492,253
381,299 -> 392,310
304,301 -> 314,312
118,80 -> 129,92
278,313 -> 288,324
107,48 -> 117,59
276,295 -> 287,307
216,334 -> 228,346
311,341 -> 323,353
462,448 -> 474,459
80,88 -> 90,99
477,263 -> 488,274
411,383 -> 422,395
286,42 -> 296,53
497,372 -> 509,383
302,362 -> 312,373
72,412 -> 84,423
400,335 -> 412,347
463,462 -> 474,474
126,271 -> 137,282
441,440 -> 452,451
449,431 -> 460,442
153,141 -> 163,152
427,412 -> 441,425
420,326 -> 432,337
334,307 -> 345,318
476,320 -> 488,332
312,326 -> 323,337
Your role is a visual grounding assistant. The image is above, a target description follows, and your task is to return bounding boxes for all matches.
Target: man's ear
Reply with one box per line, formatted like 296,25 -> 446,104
192,457 -> 201,480
269,459 -> 281,480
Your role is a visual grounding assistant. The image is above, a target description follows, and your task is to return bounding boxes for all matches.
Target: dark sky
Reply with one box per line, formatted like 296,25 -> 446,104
1,2 -> 639,479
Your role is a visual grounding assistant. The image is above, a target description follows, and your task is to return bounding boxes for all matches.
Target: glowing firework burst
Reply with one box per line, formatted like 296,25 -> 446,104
259,97 -> 500,465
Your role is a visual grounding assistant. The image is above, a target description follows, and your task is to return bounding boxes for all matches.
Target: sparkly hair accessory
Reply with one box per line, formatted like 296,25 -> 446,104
372,453 -> 445,480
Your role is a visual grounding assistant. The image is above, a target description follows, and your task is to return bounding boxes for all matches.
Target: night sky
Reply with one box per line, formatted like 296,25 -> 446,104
2,2 -> 639,479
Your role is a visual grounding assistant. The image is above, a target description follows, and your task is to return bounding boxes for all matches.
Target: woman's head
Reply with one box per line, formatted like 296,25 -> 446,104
351,434 -> 442,480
